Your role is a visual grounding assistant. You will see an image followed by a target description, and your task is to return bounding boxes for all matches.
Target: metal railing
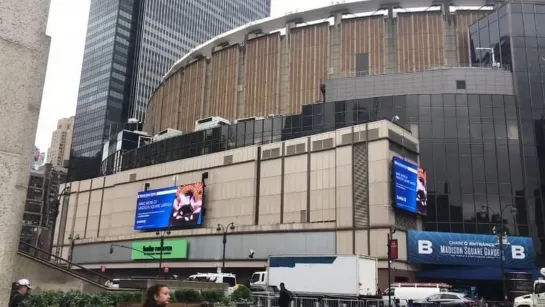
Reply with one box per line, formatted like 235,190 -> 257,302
251,296 -> 512,307
481,302 -> 513,307
252,295 -> 380,307
329,63 -> 511,79
17,240 -> 113,288
392,300 -> 512,307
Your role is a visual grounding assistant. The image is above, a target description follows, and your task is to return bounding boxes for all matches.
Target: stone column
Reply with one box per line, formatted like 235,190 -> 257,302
441,2 -> 458,66
278,21 -> 295,115
384,6 -> 398,73
328,12 -> 343,78
0,0 -> 51,302
235,40 -> 246,118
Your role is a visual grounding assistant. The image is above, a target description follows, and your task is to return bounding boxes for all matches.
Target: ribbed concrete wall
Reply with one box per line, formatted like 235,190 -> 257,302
0,0 -> 50,302
143,10 -> 490,135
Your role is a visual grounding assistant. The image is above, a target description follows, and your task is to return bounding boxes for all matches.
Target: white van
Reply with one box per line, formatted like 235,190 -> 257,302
187,273 -> 237,295
250,271 -> 267,286
383,283 -> 451,307
105,279 -> 120,289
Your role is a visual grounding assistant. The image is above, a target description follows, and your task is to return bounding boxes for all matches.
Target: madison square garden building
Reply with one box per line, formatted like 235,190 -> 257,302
53,0 -> 545,292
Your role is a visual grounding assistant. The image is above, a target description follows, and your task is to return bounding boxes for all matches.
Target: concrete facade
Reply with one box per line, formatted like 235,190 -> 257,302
324,68 -> 514,102
0,0 -> 51,302
53,120 -> 421,287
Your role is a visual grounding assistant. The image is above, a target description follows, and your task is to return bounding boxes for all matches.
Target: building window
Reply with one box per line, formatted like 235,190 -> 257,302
456,80 -> 467,90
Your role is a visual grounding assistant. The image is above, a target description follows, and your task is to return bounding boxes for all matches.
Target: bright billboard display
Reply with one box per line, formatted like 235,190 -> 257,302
134,182 -> 204,230
131,239 -> 188,260
392,156 -> 427,215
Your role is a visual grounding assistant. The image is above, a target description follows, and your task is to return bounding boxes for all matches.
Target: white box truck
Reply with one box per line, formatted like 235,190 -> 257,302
266,254 -> 378,298
514,268 -> 545,307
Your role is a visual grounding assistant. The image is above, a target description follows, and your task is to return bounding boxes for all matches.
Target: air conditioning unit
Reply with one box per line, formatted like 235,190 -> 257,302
153,128 -> 183,142
195,116 -> 230,131
234,116 -> 264,124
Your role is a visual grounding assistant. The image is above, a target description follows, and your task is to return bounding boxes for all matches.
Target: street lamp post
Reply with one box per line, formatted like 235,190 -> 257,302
216,222 -> 235,272
156,230 -> 171,277
480,204 -> 518,301
387,227 -> 397,307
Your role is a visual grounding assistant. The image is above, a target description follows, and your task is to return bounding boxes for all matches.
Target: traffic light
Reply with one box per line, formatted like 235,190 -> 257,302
109,245 -> 114,254
47,186 -> 58,204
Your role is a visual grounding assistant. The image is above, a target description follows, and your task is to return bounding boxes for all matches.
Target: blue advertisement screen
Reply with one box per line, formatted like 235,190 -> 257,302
134,183 -> 204,230
392,156 -> 427,215
407,230 -> 534,269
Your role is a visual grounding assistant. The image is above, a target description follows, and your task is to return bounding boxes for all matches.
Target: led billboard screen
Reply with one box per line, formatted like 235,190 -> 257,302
134,182 -> 204,230
392,156 -> 427,215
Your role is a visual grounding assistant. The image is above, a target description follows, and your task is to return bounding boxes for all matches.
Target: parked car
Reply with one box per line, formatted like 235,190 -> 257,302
186,272 -> 237,295
414,292 -> 478,307
250,285 -> 279,297
383,283 -> 450,307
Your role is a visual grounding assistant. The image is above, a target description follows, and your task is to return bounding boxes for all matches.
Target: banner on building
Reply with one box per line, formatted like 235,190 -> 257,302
407,230 -> 533,269
131,239 -> 188,260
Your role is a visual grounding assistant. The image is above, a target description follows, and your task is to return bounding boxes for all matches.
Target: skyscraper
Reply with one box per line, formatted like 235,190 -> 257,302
47,116 -> 74,168
71,0 -> 271,181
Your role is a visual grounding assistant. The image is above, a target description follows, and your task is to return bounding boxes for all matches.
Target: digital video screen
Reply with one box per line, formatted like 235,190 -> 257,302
392,156 -> 427,215
134,182 -> 204,230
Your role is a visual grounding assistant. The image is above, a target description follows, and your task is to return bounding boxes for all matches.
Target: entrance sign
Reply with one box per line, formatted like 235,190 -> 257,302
131,239 -> 188,260
407,230 -> 533,269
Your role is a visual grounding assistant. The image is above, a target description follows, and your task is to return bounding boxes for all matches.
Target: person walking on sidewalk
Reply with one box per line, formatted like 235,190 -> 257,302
278,282 -> 294,307
9,279 -> 32,307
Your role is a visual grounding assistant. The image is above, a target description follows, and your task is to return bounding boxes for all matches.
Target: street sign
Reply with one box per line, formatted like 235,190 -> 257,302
389,239 -> 399,260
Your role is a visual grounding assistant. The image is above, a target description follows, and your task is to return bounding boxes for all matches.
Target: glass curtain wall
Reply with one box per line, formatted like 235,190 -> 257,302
470,2 -> 545,262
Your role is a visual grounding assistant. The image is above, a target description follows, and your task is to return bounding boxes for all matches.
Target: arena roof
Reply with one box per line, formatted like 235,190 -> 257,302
163,0 -> 504,81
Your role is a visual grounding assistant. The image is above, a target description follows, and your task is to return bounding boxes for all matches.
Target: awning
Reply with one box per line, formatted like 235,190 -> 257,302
416,266 -> 538,281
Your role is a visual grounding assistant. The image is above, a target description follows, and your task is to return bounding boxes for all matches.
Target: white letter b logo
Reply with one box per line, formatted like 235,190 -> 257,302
511,245 -> 525,259
418,240 -> 433,254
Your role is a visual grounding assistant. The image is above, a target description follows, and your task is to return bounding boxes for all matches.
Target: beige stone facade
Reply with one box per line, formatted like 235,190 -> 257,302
0,0 -> 51,301
47,116 -> 74,168
53,120 -> 421,287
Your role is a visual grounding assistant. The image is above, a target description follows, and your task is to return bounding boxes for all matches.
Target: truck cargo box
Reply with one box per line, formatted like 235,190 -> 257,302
266,255 -> 378,297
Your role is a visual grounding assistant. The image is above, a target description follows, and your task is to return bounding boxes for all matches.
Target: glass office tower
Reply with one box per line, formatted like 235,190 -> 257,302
71,0 -> 271,181
470,1 -> 545,263
71,0 -> 138,180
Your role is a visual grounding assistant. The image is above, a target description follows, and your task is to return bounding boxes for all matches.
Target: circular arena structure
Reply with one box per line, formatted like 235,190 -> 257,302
143,0 -> 503,134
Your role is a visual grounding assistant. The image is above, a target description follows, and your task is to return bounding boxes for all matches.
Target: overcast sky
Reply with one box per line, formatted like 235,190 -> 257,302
36,0 -> 342,152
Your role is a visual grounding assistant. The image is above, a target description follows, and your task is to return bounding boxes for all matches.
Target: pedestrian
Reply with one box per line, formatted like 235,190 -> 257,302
278,282 -> 294,307
143,284 -> 171,307
9,279 -> 32,307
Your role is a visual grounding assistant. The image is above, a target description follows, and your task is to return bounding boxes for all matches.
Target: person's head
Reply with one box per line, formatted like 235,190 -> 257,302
15,279 -> 31,295
144,284 -> 170,307
280,282 -> 285,289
